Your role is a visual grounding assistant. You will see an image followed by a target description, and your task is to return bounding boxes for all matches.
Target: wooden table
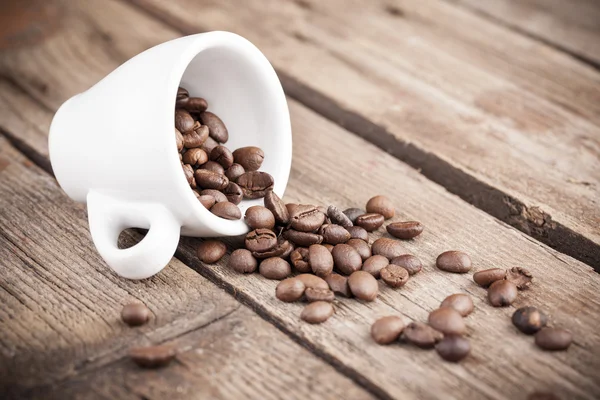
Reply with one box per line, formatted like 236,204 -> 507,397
1,1 -> 599,399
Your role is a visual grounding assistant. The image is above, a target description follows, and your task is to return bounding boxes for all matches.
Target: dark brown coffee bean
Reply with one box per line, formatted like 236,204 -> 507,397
222,182 -> 243,205
245,228 -> 277,253
390,254 -> 422,275
259,257 -> 292,280
327,205 -> 353,228
183,97 -> 208,113
276,278 -> 305,302
355,213 -> 385,232
129,345 -> 176,369
245,206 -> 276,229
380,264 -> 410,288
332,244 -> 363,275
194,169 -> 228,190
200,189 -> 227,203
402,322 -> 444,348
264,191 -> 290,225
488,280 -> 518,307
200,136 -> 219,154
281,241 -> 295,260
362,255 -> 389,278
527,392 -> 560,400
199,160 -> 225,175
291,205 -> 326,232
428,308 -> 466,335
346,238 -> 371,261
296,274 -> 329,290
320,224 -> 351,244
286,203 -> 299,216
512,306 -> 548,334
348,271 -> 378,301
440,294 -> 474,317
225,163 -> 245,182
371,316 -> 405,345
232,146 -> 264,171
301,301 -> 334,324
366,195 -> 395,219
198,195 -> 216,209
183,148 -> 208,166
371,238 -> 409,260
182,164 -> 196,189
175,128 -> 184,152
251,238 -> 292,259
323,244 -> 334,252
210,145 -> 234,169
183,124 -> 209,148
535,327 -> 572,351
175,109 -> 195,132
176,86 -> 189,101
228,249 -> 257,273
237,171 -> 274,199
283,229 -> 323,247
199,111 -> 228,143
290,247 -> 311,272
343,208 -> 365,224
309,244 -> 334,277
435,335 -> 470,362
386,221 -> 424,239
197,240 -> 227,263
210,201 -> 241,220
121,303 -> 151,326
325,273 -> 351,297
506,267 -> 534,290
305,287 -> 335,302
436,250 -> 472,273
346,226 -> 369,241
473,268 -> 506,287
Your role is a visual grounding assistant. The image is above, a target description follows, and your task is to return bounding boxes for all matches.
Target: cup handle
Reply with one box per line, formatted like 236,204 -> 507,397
87,191 -> 181,280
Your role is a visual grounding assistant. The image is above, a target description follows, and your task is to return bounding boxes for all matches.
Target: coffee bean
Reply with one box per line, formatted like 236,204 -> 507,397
436,250 -> 472,273
252,238 -> 292,259
210,201 -> 241,220
527,392 -> 560,400
327,205 -> 353,228
346,238 -> 371,261
286,203 -> 299,215
199,160 -> 225,175
390,254 -> 422,275
245,228 -> 277,252
428,308 -> 466,335
355,213 -> 385,232
129,345 -> 176,368
301,301 -> 334,324
440,294 -> 474,317
472,268 -> 506,287
325,273 -> 352,297
237,171 -> 274,199
380,264 -> 410,288
332,244 -> 363,275
183,124 -> 209,148
284,229 -> 323,247
176,86 -> 189,101
200,189 -> 228,203
371,238 -> 409,260
210,145 -> 234,169
179,153 -> 183,161
228,249 -> 258,273
343,208 -> 366,224
488,280 -> 518,307
323,243 -> 334,252
175,128 -> 184,152
175,109 -> 195,132
346,226 -> 369,241
264,191 -> 290,225
244,206 -> 275,229
386,221 -> 424,239
506,267 -> 533,290
200,136 -> 219,154
435,335 -> 470,362
309,244 -> 334,277
199,111 -> 228,143
121,303 -> 151,326
197,240 -> 227,263
222,182 -> 243,205
535,327 -> 572,351
366,195 -> 395,219
194,169 -> 229,190
290,205 -> 326,232
183,148 -> 208,166
362,255 -> 389,278
305,287 -> 335,302
225,163 -> 245,182
512,306 -> 548,335
402,322 -> 443,348
296,274 -> 329,290
232,146 -> 264,171
319,224 -> 351,244
290,247 -> 311,272
259,257 -> 292,280
348,271 -> 378,301
198,195 -> 216,209
183,97 -> 208,113
182,164 -> 196,189
371,316 -> 405,345
276,278 -> 305,302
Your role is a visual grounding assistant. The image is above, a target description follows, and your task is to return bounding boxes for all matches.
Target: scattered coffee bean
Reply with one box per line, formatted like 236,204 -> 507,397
323,243 -> 334,252
343,208 -> 366,224
362,255 -> 389,278
305,287 -> 335,302
194,169 -> 229,190
512,306 -> 548,335
183,148 -> 209,166
436,250 -> 472,273
348,271 -> 378,301
386,221 -> 424,240
402,322 -> 443,348
296,273 -> 330,290
200,189 -> 228,203
301,301 -> 334,324
506,267 -> 533,290
327,205 -> 353,228
198,194 -> 216,209
365,195 -> 395,219
210,201 -> 241,220
428,308 -> 466,335
435,335 -> 470,362
325,273 -> 352,297
121,303 -> 151,326
228,249 -> 258,273
355,213 -> 385,232
259,257 -> 292,280
319,224 -> 351,245
252,239 -> 292,259
535,327 -> 572,351
264,191 -> 290,225
390,254 -> 422,275
210,145 -> 234,169
245,228 -> 278,253
197,240 -> 227,263
199,111 -> 228,143
440,294 -> 474,317
472,268 -> 506,287
371,316 -> 406,344
290,205 -> 326,232
129,345 -> 176,369
290,247 -> 311,273
346,238 -> 371,261
309,244 -> 334,277
380,264 -> 410,288
183,125 -> 209,148
284,229 -> 324,247
182,164 -> 196,188
346,226 -> 369,241
245,206 -> 276,229
276,278 -> 305,302
200,160 -> 225,174
232,146 -> 264,171
237,171 -> 274,199
222,182 -> 243,205
371,238 -> 409,260
175,109 -> 195,132
332,244 -> 363,275
488,280 -> 518,307
286,203 -> 299,215
225,163 -> 245,182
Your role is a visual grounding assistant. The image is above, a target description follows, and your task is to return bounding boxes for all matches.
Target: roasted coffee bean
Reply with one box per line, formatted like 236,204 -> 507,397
473,268 -> 506,287
232,146 -> 264,171
199,111 -> 228,143
245,206 -> 276,229
291,205 -> 326,232
276,278 -> 305,302
428,308 -> 466,335
436,250 -> 472,273
371,316 -> 405,345
305,287 -> 335,302
210,145 -> 234,169
245,228 -> 277,253
225,163 -> 245,182
183,148 -> 208,166
228,249 -> 257,273
252,239 -> 292,259
346,238 -> 371,261
175,109 -> 195,132
183,124 -> 209,148
210,201 -> 241,220
309,244 -> 334,277
348,271 -> 378,301
200,189 -> 227,203
283,229 -> 323,247
296,273 -> 329,290
200,160 -> 225,175
402,322 -> 444,348
222,182 -> 243,205
301,301 -> 334,324
176,86 -> 189,101
264,191 -> 290,225
198,195 -> 216,209
535,327 -> 572,351
332,244 -> 363,275
129,345 -> 176,369
355,213 -> 385,232
366,195 -> 395,219
506,267 -> 534,290
237,171 -> 274,199
386,221 -> 424,239
512,306 -> 548,335
286,203 -> 299,216
325,273 -> 352,297
343,208 -> 366,224
346,226 -> 369,241
327,205 -> 353,228
435,335 -> 470,362
527,392 -> 560,400
323,244 -> 334,252
371,238 -> 409,260
390,254 -> 422,275
200,136 -> 219,154
380,264 -> 410,288
362,255 -> 389,278
320,224 -> 351,244
488,280 -> 518,307
121,303 -> 151,326
183,97 -> 208,113
182,164 -> 196,188
290,247 -> 311,272
197,240 -> 227,263
259,257 -> 292,280
175,128 -> 184,152
194,169 -> 229,190
281,241 -> 295,260
440,294 -> 474,317
179,153 -> 183,161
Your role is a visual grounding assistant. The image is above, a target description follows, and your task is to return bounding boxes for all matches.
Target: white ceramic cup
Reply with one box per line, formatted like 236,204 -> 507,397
49,32 -> 292,280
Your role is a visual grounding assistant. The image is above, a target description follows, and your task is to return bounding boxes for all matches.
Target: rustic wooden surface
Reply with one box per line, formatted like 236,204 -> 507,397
0,0 -> 599,399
